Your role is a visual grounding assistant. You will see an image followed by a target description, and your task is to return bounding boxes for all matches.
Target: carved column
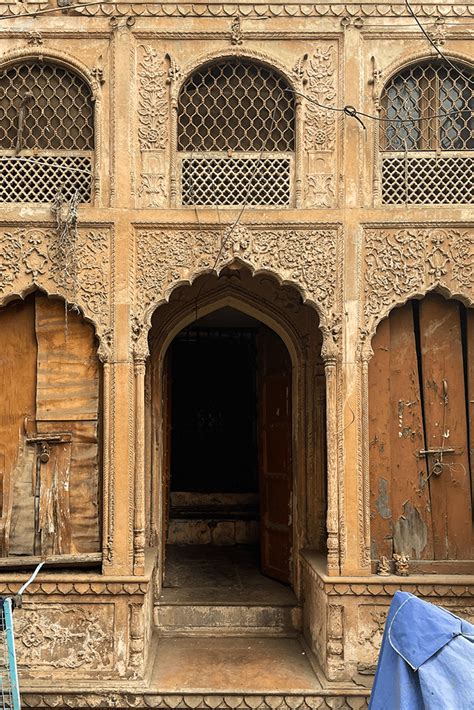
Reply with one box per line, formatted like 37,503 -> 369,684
133,353 -> 147,575
322,335 -> 340,575
169,98 -> 179,207
100,358 -> 114,567
359,339 -> 374,572
294,95 -> 303,208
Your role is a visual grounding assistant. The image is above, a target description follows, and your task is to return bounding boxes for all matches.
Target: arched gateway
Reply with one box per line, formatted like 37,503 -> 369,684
145,267 -> 327,600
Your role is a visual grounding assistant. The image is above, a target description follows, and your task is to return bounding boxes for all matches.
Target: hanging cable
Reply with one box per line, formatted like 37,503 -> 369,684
191,102 -> 280,314
284,87 -> 473,126
405,0 -> 474,84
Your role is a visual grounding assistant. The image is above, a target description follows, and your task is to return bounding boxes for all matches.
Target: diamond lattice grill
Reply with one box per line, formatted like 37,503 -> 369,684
379,61 -> 473,205
178,61 -> 295,152
178,61 -> 295,206
0,62 -> 94,203
380,61 -> 473,151
182,157 -> 290,206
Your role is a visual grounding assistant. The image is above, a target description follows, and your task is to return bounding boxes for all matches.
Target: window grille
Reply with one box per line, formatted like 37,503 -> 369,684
177,60 -> 295,206
379,61 -> 473,205
0,62 -> 94,203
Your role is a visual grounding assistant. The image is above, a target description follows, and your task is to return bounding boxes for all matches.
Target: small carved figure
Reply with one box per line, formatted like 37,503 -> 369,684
376,556 -> 391,576
393,553 -> 410,576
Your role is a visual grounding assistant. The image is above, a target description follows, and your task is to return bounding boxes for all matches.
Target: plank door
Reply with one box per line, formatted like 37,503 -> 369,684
258,327 -> 292,584
418,294 -> 472,559
369,296 -> 473,563
0,293 -> 100,559
369,307 -> 433,560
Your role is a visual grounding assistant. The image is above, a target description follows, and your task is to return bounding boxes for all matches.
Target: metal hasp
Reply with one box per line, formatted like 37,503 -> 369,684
26,434 -> 72,555
418,447 -> 458,482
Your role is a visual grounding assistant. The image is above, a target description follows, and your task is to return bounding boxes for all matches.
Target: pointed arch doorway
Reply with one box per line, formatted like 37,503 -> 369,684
147,269 -> 327,598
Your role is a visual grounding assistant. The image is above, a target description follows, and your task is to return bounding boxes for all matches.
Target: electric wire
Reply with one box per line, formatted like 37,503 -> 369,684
284,87 -> 473,128
191,102 -> 280,317
405,0 -> 474,83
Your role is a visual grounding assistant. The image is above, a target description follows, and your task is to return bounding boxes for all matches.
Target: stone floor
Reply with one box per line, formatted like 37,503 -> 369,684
161,544 -> 296,605
151,636 -> 322,693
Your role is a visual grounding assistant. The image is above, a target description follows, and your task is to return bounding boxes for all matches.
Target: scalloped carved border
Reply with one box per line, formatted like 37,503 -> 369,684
132,224 -> 342,359
0,223 -> 112,359
21,691 -> 370,709
0,581 -> 148,596
68,3 -> 474,19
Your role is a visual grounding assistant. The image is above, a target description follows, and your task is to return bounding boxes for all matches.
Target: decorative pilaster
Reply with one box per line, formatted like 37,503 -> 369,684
322,332 -> 340,576
133,352 -> 147,575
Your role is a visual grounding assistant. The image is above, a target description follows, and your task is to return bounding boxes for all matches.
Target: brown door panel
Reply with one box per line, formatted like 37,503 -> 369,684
258,327 -> 292,584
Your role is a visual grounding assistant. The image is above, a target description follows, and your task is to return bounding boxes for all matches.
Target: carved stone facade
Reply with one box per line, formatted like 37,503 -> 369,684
0,1 -> 472,706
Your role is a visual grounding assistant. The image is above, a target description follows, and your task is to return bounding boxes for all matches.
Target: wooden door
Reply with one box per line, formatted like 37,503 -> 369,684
369,294 -> 473,562
258,327 -> 292,583
0,293 -> 100,561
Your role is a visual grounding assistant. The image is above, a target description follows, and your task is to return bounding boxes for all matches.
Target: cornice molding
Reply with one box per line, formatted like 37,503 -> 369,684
0,2 -> 467,19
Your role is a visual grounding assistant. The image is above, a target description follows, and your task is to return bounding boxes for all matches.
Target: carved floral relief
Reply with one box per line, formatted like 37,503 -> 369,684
363,226 -> 474,337
137,45 -> 168,208
298,45 -> 338,208
133,225 -> 339,352
15,604 -> 114,670
0,226 -> 111,345
302,46 -> 337,154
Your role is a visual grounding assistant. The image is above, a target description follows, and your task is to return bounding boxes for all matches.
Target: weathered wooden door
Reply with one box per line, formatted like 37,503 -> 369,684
0,293 -> 100,561
369,294 -> 473,563
258,327 -> 292,583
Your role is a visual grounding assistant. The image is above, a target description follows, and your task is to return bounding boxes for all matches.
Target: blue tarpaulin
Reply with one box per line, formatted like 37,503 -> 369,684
369,591 -> 474,709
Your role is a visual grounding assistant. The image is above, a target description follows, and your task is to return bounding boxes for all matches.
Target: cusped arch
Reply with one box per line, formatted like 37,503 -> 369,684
136,255 -> 332,361
0,284 -> 109,360
364,283 -> 474,362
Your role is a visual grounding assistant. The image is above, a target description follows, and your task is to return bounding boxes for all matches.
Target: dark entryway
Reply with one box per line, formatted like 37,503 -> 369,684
164,307 -> 293,585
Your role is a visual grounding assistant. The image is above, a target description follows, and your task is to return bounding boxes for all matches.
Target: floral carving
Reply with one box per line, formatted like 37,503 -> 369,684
305,174 -> 335,207
138,46 -> 168,151
134,226 -> 338,339
0,227 -> 110,340
15,604 -> 113,670
139,173 -> 167,207
363,226 -> 474,334
302,46 -> 337,152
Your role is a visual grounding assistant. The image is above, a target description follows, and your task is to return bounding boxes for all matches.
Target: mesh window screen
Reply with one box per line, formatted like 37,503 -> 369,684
178,60 -> 295,206
0,62 -> 94,203
379,61 -> 473,205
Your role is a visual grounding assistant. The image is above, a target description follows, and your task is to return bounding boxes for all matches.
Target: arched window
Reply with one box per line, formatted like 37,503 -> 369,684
177,60 -> 295,206
0,61 -> 94,203
379,60 -> 473,204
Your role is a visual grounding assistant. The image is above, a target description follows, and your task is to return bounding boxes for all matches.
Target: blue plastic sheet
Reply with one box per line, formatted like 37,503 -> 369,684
369,591 -> 474,709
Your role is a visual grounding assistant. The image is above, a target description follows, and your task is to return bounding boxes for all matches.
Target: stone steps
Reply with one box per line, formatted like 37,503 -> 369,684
154,600 -> 302,637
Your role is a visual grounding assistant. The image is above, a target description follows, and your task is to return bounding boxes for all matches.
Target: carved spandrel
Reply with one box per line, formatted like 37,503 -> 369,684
0,226 -> 111,344
363,226 -> 474,337
133,226 -> 339,339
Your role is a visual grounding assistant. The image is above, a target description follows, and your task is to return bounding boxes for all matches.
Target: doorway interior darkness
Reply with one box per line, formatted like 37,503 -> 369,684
164,307 -> 293,585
